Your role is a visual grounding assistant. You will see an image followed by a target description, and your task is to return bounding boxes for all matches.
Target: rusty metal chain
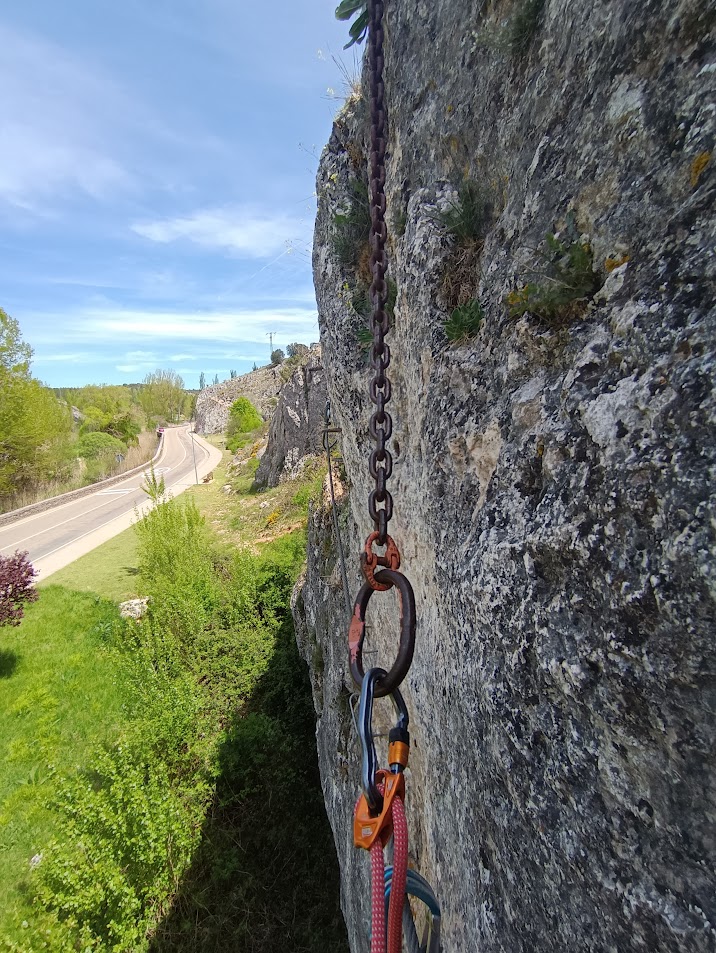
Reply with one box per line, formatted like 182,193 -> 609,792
367,0 -> 392,548
347,0 -> 416,702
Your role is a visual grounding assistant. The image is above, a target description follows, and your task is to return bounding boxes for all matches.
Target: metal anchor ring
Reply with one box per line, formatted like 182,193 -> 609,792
348,568 -> 416,697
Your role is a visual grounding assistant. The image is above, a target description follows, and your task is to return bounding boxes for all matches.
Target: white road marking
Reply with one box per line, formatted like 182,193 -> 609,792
0,430 -> 185,552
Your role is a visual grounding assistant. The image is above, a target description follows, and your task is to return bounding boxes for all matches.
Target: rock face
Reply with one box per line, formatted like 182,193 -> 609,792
254,349 -> 327,487
294,2 -> 715,952
194,366 -> 284,434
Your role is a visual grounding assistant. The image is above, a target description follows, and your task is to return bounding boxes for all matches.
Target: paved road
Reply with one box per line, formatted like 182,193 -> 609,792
0,426 -> 222,580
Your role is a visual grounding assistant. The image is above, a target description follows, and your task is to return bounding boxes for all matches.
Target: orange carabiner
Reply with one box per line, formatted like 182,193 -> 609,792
354,769 -> 405,851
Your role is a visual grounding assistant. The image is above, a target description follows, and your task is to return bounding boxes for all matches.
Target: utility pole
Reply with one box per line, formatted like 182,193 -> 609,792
188,429 -> 199,485
266,331 -> 276,362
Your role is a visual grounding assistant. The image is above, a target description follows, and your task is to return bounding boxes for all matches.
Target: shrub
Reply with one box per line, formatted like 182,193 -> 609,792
270,348 -> 285,366
435,179 -> 492,315
226,398 -> 263,453
0,551 -> 38,626
77,431 -> 126,460
227,397 -> 262,435
506,231 -> 601,326
19,473 -> 345,950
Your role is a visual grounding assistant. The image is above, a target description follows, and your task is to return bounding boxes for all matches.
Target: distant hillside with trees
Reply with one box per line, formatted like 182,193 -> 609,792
0,309 -> 195,513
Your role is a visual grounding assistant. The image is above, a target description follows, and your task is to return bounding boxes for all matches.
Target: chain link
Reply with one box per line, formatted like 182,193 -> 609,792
367,0 -> 393,547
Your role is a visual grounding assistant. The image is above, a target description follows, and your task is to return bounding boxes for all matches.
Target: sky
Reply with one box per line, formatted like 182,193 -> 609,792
0,0 -> 358,388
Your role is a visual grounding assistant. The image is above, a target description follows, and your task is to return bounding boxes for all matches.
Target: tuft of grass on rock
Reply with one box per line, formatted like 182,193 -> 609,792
506,230 -> 602,327
444,299 -> 484,343
507,0 -> 546,56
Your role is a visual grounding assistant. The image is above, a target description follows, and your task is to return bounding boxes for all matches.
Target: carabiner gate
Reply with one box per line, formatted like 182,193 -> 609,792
358,667 -> 410,814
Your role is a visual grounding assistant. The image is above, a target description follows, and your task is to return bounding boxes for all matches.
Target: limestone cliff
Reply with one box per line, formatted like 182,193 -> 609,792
293,1 -> 715,951
194,366 -> 283,434
254,348 -> 327,487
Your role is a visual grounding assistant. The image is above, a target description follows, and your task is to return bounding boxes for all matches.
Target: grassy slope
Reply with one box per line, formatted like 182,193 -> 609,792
0,432 -> 335,949
0,589 -> 127,935
41,525 -> 140,602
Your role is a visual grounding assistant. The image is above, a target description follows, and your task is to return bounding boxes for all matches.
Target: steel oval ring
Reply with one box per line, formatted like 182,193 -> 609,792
348,568 -> 416,698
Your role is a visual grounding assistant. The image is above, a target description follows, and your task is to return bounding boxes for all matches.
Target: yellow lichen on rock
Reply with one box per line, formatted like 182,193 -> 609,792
690,151 -> 711,187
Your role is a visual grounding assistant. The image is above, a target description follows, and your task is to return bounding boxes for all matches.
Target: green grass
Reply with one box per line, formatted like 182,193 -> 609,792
0,587 -> 128,941
41,524 -> 140,602
0,433 -> 344,952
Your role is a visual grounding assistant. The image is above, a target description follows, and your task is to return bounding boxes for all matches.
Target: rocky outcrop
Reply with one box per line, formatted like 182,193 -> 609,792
254,349 -> 327,487
194,366 -> 283,434
295,2 -> 715,952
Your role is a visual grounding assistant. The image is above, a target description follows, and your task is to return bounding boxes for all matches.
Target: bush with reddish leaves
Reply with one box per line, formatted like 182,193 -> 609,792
0,550 -> 38,626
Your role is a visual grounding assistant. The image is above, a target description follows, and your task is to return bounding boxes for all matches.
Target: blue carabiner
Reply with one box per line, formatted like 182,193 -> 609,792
358,666 -> 410,813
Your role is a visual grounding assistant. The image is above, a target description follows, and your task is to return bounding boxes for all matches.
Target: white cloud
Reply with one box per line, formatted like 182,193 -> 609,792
0,24 -> 133,210
131,207 -> 309,258
32,352 -> 95,364
78,305 -> 318,344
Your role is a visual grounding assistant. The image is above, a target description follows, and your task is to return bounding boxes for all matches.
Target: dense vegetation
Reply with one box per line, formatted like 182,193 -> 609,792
0,309 -> 72,500
1,466 -> 346,951
225,397 -> 263,453
0,310 -> 195,512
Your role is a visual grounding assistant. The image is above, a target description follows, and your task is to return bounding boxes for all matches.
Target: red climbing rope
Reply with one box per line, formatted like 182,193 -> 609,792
370,841 -> 386,953
387,794 -> 408,953
361,779 -> 409,953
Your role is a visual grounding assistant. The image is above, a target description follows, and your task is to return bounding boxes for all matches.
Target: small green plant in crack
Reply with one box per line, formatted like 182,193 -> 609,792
331,178 -> 371,280
473,0 -> 546,58
507,0 -> 546,56
392,205 -> 407,238
435,178 -> 492,316
444,299 -> 484,344
506,230 -> 601,327
353,279 -> 397,355
436,179 -> 491,245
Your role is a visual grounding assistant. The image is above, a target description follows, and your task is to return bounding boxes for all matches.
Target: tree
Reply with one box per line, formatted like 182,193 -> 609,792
213,373 -> 220,385
0,310 -> 72,499
139,370 -> 185,423
199,372 -> 206,390
286,343 -> 309,359
0,551 -> 38,626
77,432 -> 126,460
227,397 -> 262,434
252,363 -> 258,372
270,349 -> 285,366
230,369 -> 238,379
225,397 -> 263,453
0,309 -> 32,377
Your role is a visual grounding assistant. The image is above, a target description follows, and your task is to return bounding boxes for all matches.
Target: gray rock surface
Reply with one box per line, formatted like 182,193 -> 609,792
254,349 -> 327,487
194,366 -> 283,434
294,2 -> 716,951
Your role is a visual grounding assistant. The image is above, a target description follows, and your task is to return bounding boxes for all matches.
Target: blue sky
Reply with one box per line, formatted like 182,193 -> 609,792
0,1 -> 357,387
